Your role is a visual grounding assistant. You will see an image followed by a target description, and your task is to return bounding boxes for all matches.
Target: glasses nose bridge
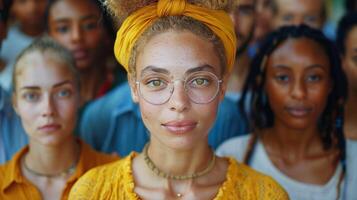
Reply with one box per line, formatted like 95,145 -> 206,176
169,78 -> 188,93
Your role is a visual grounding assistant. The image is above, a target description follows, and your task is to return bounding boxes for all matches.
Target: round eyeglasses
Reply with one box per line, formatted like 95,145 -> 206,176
136,71 -> 223,105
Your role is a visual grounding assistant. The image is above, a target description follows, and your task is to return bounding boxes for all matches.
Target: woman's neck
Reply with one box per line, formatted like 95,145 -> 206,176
20,24 -> 45,37
344,92 -> 357,139
25,136 -> 79,176
146,139 -> 213,177
79,66 -> 105,105
262,124 -> 323,161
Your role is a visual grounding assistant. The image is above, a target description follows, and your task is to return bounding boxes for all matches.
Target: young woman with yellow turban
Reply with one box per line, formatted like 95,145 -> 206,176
68,0 -> 289,199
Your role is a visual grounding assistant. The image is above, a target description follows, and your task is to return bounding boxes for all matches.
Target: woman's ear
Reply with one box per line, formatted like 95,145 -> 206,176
128,73 -> 139,103
219,73 -> 229,101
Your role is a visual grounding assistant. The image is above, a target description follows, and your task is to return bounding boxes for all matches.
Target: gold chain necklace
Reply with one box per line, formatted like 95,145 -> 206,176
143,143 -> 216,180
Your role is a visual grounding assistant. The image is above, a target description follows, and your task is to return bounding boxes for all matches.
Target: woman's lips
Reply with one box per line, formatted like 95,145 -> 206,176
72,49 -> 88,60
38,124 -> 61,133
286,106 -> 312,117
162,120 -> 197,134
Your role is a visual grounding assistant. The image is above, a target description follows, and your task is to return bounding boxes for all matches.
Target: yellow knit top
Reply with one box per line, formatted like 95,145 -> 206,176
69,153 -> 289,200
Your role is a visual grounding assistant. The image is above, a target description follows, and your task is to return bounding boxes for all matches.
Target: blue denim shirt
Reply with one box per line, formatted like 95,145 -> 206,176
0,87 -> 28,164
79,82 -> 247,157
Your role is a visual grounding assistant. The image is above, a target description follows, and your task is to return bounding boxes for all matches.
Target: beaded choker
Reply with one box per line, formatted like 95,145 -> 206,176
143,143 -> 216,180
23,155 -> 77,178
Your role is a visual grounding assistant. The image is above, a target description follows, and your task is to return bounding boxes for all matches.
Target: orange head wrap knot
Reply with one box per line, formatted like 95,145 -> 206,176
157,0 -> 186,16
114,0 -> 236,73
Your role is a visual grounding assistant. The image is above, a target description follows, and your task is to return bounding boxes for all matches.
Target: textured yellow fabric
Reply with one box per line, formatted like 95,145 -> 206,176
0,140 -> 118,200
69,153 -> 289,200
114,0 -> 236,72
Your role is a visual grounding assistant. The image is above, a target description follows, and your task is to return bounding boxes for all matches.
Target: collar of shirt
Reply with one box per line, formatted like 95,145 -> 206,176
1,139 -> 104,192
1,146 -> 29,192
109,82 -> 141,119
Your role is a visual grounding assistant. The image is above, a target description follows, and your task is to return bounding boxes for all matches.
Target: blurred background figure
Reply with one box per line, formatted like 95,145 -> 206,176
337,12 -> 357,140
47,0 -> 125,106
0,0 -> 28,164
0,0 -> 47,92
270,0 -> 326,30
336,12 -> 357,199
252,0 -> 273,44
226,0 -> 256,103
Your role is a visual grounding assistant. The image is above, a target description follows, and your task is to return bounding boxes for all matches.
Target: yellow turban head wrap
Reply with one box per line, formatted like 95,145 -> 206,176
114,0 -> 236,73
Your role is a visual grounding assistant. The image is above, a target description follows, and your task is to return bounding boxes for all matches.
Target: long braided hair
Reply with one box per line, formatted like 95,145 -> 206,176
240,25 -> 347,165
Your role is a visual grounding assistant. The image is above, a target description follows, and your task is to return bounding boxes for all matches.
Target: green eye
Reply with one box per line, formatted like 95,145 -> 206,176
151,80 -> 162,87
145,79 -> 168,90
194,78 -> 207,85
188,77 -> 210,89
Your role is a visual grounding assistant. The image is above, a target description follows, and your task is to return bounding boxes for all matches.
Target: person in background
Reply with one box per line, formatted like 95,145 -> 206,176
336,12 -> 357,199
0,0 -> 47,91
269,0 -> 326,30
68,0 -> 288,199
225,0 -> 256,103
0,0 -> 28,164
0,37 -> 118,200
251,0 -> 273,45
249,0 -> 327,64
217,25 -> 352,200
47,0 -> 122,106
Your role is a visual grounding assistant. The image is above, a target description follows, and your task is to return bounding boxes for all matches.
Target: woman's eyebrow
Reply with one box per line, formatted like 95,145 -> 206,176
141,65 -> 170,77
185,64 -> 216,75
53,80 -> 74,88
19,80 -> 73,91
140,64 -> 217,77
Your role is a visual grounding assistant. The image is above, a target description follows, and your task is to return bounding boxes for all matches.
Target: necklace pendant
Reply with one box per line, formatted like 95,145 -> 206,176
176,193 -> 183,198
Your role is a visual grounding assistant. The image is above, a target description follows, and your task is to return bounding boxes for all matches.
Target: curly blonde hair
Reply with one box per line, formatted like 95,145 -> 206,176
105,0 -> 232,78
104,0 -> 232,23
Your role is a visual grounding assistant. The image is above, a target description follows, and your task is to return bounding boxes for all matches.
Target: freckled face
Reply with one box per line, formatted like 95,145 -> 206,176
13,51 -> 79,146
265,38 -> 331,130
131,31 -> 225,150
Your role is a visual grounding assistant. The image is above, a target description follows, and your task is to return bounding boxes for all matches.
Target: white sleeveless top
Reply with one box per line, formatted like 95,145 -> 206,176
216,135 -> 346,200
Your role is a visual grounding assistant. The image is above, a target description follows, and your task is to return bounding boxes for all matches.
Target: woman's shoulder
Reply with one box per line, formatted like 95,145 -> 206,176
69,153 -> 137,200
217,158 -> 289,200
216,134 -> 252,161
80,140 -> 119,164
